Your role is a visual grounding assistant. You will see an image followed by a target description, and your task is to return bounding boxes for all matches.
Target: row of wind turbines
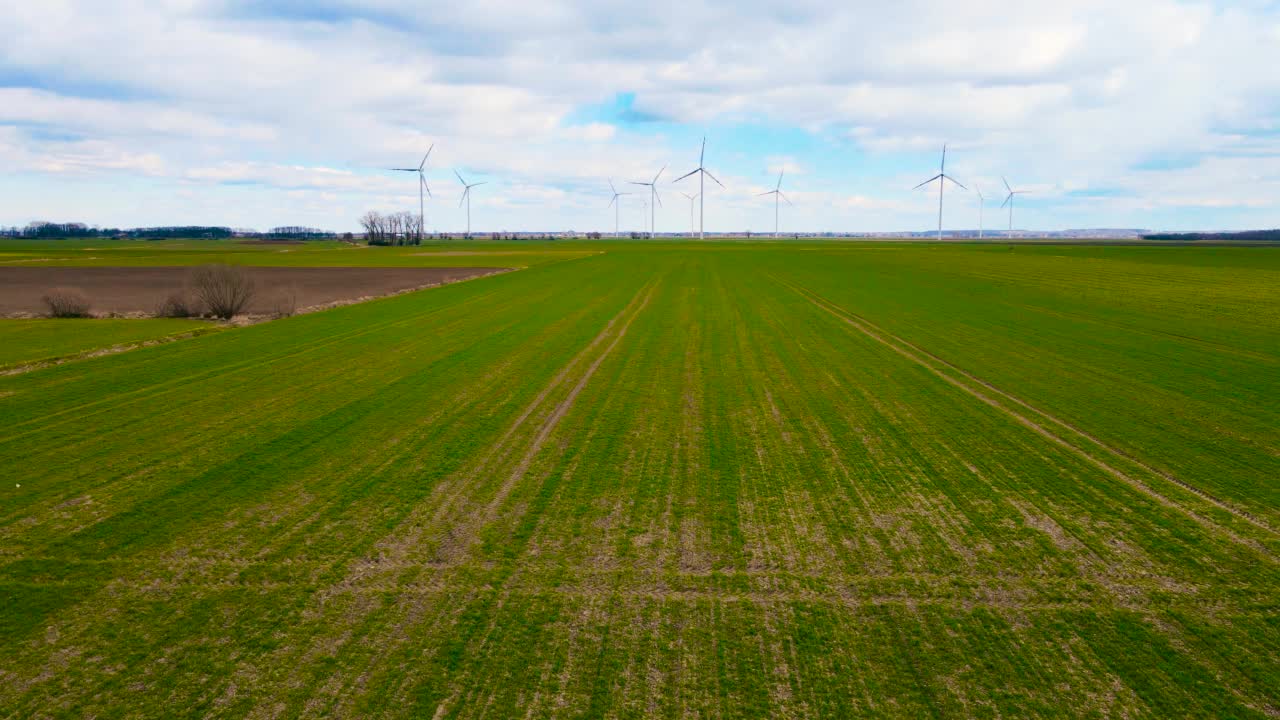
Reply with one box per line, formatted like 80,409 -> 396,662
389,145 -> 486,236
392,140 -> 1028,238
913,144 -> 1028,241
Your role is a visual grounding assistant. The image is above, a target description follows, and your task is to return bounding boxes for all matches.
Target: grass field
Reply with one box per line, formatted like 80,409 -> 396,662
0,237 -> 597,268
1,241 -> 1277,717
0,318 -> 213,370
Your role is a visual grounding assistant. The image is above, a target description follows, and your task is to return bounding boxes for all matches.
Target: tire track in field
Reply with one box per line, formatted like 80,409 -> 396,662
237,279 -> 658,713
777,278 -> 1276,552
412,276 -> 659,567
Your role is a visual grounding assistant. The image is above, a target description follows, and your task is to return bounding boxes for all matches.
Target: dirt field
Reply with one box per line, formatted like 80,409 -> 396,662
0,266 -> 505,316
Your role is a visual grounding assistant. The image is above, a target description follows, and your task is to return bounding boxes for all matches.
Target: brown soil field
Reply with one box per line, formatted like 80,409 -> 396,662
0,266 -> 506,316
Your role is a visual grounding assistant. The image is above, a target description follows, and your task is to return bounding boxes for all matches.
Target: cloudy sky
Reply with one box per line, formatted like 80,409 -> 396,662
1,1 -> 1278,233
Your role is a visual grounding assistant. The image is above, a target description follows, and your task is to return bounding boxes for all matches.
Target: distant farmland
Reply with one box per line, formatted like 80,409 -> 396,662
1,241 -> 1277,717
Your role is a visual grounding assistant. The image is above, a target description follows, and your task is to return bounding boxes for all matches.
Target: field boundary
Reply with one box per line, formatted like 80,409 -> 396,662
776,277 -> 1277,548
0,325 -> 224,377
0,269 -> 524,441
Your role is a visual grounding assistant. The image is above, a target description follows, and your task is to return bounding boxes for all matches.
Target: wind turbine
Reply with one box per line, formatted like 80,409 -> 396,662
975,185 -> 986,239
607,179 -> 631,238
389,145 -> 433,237
758,171 -> 792,238
913,144 -> 966,241
628,165 -> 665,238
1001,177 -> 1028,235
674,137 -> 724,240
680,192 -> 700,237
455,170 -> 487,237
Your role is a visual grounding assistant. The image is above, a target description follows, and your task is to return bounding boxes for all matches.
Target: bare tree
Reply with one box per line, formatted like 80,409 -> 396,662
360,211 -> 385,245
191,264 -> 255,319
42,287 -> 91,318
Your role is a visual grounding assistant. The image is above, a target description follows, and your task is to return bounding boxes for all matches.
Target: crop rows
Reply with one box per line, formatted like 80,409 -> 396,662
1,243 -> 1276,717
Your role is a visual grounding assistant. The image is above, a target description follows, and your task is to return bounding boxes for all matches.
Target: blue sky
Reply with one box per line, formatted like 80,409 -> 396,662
1,1 -> 1278,233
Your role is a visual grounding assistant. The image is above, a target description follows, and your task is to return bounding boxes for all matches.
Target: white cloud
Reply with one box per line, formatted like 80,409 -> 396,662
0,0 -> 1277,231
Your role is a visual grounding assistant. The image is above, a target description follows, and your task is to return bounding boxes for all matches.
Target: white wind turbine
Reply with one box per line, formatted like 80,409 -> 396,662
455,170 -> 487,237
975,185 -> 986,239
680,192 -> 700,237
674,137 -> 724,240
913,144 -> 966,241
1001,177 -> 1028,235
628,165 -> 665,238
607,179 -> 632,238
758,171 -> 792,238
389,145 -> 433,236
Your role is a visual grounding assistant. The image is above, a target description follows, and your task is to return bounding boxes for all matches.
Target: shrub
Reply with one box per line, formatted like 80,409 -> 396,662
191,264 -> 255,319
155,290 -> 200,318
43,287 -> 91,318
270,285 -> 298,319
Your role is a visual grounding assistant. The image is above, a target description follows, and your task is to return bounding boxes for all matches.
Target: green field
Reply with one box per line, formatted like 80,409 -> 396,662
0,237 -> 597,268
0,318 -> 213,370
2,241 -> 1277,717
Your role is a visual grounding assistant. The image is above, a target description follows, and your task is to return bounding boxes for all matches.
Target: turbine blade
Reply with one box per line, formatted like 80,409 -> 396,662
700,137 -> 706,166
653,188 -> 662,208
472,182 -> 487,187
608,195 -> 616,208
455,169 -> 466,185
421,176 -> 432,198
776,170 -> 784,190
609,178 -> 617,194
941,143 -> 947,174
757,191 -> 773,196
1001,195 -> 1012,208
913,174 -> 942,190
1003,176 -> 1012,193
780,192 -> 793,206
704,169 -> 725,188
627,181 -> 648,186
944,175 -> 967,190
653,164 -> 666,184
419,145 -> 433,171
459,189 -> 468,207
673,169 -> 699,183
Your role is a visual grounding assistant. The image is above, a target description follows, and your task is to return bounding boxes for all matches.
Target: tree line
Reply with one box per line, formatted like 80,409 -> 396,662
359,211 -> 424,246
0,222 -> 340,240
1143,229 -> 1280,242
0,222 -> 236,239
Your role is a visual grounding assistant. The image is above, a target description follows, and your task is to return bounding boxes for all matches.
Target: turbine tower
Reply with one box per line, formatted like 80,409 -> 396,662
389,145 -> 433,237
674,137 -> 724,240
1001,177 -> 1028,235
757,171 -> 792,238
628,165 -> 665,238
913,144 -> 966,241
680,192 -> 700,237
455,170 -> 487,237
975,185 -> 986,240
607,179 -> 631,238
